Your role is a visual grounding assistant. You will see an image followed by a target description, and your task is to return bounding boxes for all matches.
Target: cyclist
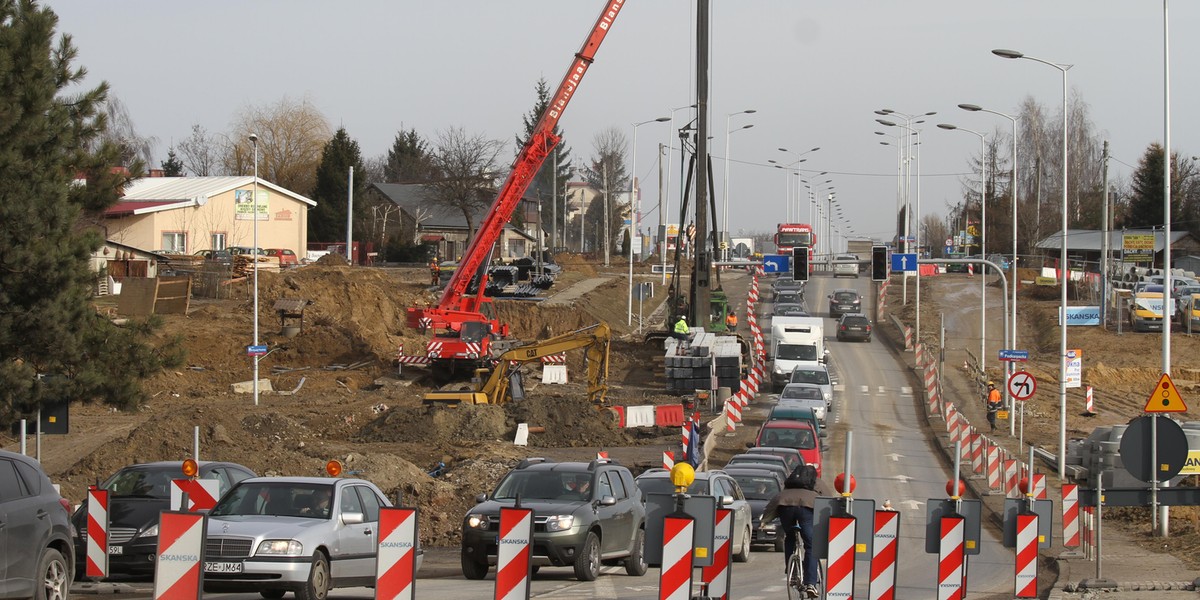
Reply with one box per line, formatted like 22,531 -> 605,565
760,465 -> 826,598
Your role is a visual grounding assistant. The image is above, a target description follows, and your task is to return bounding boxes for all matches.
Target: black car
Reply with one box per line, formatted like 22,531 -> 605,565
828,289 -> 862,318
0,450 -> 74,599
836,313 -> 872,342
721,466 -> 786,551
72,460 -> 255,579
775,290 -> 803,306
461,458 -> 646,582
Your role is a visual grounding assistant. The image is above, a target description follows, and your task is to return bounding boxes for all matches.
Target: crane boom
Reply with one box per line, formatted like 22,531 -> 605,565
407,1 -> 627,377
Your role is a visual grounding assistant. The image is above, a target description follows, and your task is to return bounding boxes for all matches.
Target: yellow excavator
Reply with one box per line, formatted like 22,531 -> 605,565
422,323 -> 611,407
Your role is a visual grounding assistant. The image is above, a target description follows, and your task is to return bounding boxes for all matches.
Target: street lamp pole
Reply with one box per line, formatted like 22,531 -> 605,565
877,110 -> 936,253
939,124 -> 989,374
777,147 -> 820,224
994,48 -> 1073,479
663,104 -> 695,285
723,110 -> 756,260
249,133 -> 260,407
629,117 -> 670,327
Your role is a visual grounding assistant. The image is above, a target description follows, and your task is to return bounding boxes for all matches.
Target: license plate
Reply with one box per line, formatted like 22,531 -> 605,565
108,546 -> 123,555
203,561 -> 243,574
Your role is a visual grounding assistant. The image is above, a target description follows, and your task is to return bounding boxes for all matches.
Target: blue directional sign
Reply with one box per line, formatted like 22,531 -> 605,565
998,349 -> 1030,362
247,344 -> 268,357
891,253 -> 918,272
763,254 -> 789,273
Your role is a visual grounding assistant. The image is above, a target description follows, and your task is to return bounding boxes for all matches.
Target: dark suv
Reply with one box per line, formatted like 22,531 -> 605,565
828,289 -> 862,318
461,458 -> 646,581
0,450 -> 74,600
836,313 -> 872,342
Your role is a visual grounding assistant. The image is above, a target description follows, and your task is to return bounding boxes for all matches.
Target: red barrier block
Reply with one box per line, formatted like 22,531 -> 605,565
655,405 -> 685,427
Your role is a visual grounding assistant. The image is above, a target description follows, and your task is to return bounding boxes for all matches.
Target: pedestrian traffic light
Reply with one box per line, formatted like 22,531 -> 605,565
792,247 -> 809,282
871,245 -> 889,281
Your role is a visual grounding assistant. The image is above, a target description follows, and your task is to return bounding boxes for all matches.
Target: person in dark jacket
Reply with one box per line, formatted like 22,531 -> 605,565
760,465 -> 829,597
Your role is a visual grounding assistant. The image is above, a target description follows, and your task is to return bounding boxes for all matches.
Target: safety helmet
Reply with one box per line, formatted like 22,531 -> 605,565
987,381 -> 996,387
680,315 -> 687,320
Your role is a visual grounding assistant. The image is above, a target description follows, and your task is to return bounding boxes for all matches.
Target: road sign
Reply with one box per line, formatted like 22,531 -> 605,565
1119,415 -> 1188,483
998,349 -> 1029,362
762,254 -> 788,273
1008,371 -> 1037,401
890,253 -> 918,272
1144,372 -> 1188,413
247,344 -> 268,356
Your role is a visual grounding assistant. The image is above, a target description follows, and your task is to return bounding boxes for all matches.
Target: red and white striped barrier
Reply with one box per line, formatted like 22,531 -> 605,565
1082,506 -> 1094,560
596,451 -> 609,460
701,508 -> 733,600
959,428 -> 972,463
826,515 -> 857,599
153,511 -> 205,600
986,446 -> 1002,490
904,325 -> 914,350
663,450 -> 675,471
1014,513 -> 1039,598
869,510 -> 900,600
1031,474 -> 1047,500
681,421 -> 691,459
915,342 -> 926,366
170,479 -> 220,512
1085,386 -> 1095,414
969,434 -> 984,476
376,507 -> 418,600
86,488 -> 109,579
937,515 -> 966,600
659,515 -> 695,600
495,506 -> 533,600
967,263 -> 974,277
1062,484 -> 1080,548
725,400 -> 740,431
541,353 -> 566,364
1003,459 -> 1019,498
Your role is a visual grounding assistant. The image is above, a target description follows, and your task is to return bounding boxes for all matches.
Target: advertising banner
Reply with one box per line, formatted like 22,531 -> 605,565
234,189 -> 269,221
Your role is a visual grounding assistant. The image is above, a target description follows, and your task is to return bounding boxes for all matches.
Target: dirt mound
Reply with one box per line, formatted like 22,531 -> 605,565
316,253 -> 350,267
553,253 -> 596,277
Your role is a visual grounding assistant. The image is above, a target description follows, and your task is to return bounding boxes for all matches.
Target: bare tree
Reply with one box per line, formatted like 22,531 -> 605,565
427,127 -> 504,242
224,95 -> 332,193
177,124 -> 225,177
582,127 -> 629,259
921,213 -> 949,256
93,95 -> 157,168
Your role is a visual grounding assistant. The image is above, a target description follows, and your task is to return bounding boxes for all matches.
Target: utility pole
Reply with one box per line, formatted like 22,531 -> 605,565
690,0 -> 711,327
603,164 -> 611,267
1100,141 -> 1110,326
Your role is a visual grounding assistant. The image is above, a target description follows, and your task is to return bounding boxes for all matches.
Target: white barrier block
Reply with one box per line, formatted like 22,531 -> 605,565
514,423 -> 529,446
541,364 -> 568,384
625,405 -> 656,428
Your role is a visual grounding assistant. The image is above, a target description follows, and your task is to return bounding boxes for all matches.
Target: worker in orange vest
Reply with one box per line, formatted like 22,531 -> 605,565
725,310 -> 738,330
429,260 -> 441,285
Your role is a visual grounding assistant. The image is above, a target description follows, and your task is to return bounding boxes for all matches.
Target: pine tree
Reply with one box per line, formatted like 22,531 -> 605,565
161,148 -> 185,176
309,127 -> 367,243
0,0 -> 183,421
1125,143 -> 1186,229
384,128 -> 436,183
516,78 -> 572,248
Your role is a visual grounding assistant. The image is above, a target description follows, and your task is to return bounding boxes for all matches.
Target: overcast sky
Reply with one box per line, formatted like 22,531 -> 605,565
44,1 -> 1200,248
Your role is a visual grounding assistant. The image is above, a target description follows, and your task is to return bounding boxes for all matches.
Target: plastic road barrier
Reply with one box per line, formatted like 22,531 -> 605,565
658,515 -> 695,600
1062,484 -> 1079,548
825,515 -> 857,599
376,507 -> 418,600
86,488 -> 109,579
153,511 -> 205,600
700,508 -> 733,600
869,509 -> 900,600
170,479 -> 220,512
494,506 -> 533,600
1014,513 -> 1039,598
937,515 -> 966,600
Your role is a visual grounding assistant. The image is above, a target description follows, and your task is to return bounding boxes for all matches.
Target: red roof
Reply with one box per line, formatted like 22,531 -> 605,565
104,200 -> 178,217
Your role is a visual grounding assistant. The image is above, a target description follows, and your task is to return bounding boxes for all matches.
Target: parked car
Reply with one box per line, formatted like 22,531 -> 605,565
788,365 -> 834,407
828,289 -> 862,318
772,303 -> 809,317
265,248 -> 299,267
1128,285 -> 1167,333
742,446 -> 806,475
461,458 -> 646,581
984,253 -> 1011,270
1179,295 -> 1200,331
194,249 -> 233,266
720,466 -> 786,551
836,313 -> 873,342
0,449 -> 74,600
775,290 -> 803,306
202,476 -> 419,599
754,421 -> 822,476
833,254 -> 859,278
227,246 -> 266,257
634,469 -> 753,563
73,460 -> 256,578
776,389 -> 828,426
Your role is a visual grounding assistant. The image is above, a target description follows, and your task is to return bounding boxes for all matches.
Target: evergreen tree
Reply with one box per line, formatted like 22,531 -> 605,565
384,128 -> 437,183
309,127 -> 367,243
515,77 -> 572,247
1125,143 -> 1185,229
161,148 -> 185,176
0,0 -> 184,421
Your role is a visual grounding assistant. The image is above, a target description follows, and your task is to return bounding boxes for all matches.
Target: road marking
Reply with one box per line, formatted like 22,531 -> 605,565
900,386 -> 913,395
877,386 -> 887,394
893,474 -> 913,484
860,385 -> 870,394
885,453 -> 904,462
901,499 -> 924,511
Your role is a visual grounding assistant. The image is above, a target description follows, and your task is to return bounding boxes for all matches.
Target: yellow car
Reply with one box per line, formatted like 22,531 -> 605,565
1129,286 -> 1167,332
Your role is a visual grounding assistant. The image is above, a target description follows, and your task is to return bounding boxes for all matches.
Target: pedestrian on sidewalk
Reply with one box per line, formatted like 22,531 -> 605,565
986,381 -> 1002,432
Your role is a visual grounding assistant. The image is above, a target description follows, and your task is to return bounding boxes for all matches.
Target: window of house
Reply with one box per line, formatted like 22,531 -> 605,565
508,239 -> 526,258
161,232 -> 186,253
211,233 -> 227,250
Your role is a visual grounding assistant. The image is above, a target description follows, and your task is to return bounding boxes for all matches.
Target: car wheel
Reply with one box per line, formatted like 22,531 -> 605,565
774,535 -> 785,553
260,591 -> 286,600
461,553 -> 489,580
573,531 -> 601,581
35,548 -> 69,600
295,553 -> 329,600
624,528 -> 648,576
530,565 -> 540,576
733,525 -> 752,563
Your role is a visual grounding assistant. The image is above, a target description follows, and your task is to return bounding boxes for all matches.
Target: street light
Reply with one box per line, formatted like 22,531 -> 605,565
877,109 -> 935,253
629,116 -> 671,328
661,104 -> 695,285
961,102 -> 1021,435
723,110 -> 756,259
249,133 -> 261,407
938,123 -> 989,374
778,147 -> 820,222
993,47 -> 1073,479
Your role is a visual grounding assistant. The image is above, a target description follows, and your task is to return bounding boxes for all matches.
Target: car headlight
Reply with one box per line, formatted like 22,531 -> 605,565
466,514 -> 490,530
823,391 -> 831,401
137,524 -> 158,538
544,515 -> 575,532
255,540 -> 304,556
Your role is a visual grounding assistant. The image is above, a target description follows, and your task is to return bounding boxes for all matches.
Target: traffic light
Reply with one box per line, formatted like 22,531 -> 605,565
871,245 -> 889,281
792,247 -> 809,281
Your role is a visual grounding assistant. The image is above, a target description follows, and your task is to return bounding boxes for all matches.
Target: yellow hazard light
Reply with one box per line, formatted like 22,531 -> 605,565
325,460 -> 344,477
670,463 -> 695,491
181,459 -> 199,478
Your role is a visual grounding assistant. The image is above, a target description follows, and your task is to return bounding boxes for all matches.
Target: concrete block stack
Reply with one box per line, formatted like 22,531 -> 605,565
663,330 -> 742,395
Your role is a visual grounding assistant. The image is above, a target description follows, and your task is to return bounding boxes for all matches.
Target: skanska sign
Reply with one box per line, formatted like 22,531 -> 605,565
1057,306 -> 1101,326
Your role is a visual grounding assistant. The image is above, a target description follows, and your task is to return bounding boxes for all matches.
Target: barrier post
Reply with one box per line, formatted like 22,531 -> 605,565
663,450 -> 675,471
700,508 -> 733,600
937,514 -> 966,600
1003,459 -> 1018,498
86,488 -> 109,579
153,511 -> 205,600
1014,512 -> 1039,598
495,505 -> 533,600
986,445 -> 1001,491
826,514 -> 857,599
869,509 -> 900,600
376,507 -> 418,600
659,514 -> 695,600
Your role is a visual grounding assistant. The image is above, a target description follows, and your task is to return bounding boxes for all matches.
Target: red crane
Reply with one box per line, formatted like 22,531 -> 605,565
406,1 -> 627,379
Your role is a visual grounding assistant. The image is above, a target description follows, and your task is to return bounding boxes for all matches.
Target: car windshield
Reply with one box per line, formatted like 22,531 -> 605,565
833,292 -> 858,302
636,478 -> 709,496
777,344 -> 818,361
731,474 -> 780,500
210,482 -> 335,519
781,386 -> 822,400
493,471 -> 595,501
842,317 -> 869,327
101,466 -> 184,499
758,426 -> 817,450
790,368 -> 829,385
774,305 -> 807,316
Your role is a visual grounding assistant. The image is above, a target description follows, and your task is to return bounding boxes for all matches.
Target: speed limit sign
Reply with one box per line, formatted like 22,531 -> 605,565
1008,371 -> 1037,401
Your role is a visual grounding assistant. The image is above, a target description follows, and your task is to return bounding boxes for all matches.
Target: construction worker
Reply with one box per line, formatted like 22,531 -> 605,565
672,315 -> 690,341
725,309 -> 738,330
429,259 -> 441,285
986,381 -> 1003,432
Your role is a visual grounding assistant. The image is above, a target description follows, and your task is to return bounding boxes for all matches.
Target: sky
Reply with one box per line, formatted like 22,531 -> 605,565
43,0 -> 1200,250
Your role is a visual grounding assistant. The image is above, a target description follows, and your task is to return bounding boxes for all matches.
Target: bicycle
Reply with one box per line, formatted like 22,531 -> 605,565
783,526 -> 821,600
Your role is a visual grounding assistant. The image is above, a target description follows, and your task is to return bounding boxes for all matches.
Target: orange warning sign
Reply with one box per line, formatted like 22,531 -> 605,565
1144,373 -> 1188,413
